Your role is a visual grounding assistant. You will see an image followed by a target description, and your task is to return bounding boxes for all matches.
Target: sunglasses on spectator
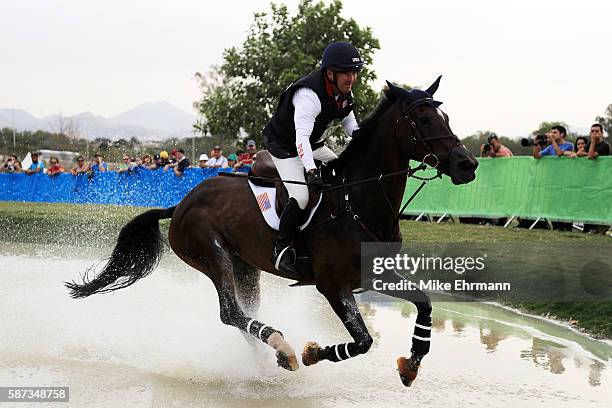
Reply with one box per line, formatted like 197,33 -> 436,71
50,161 -> 57,164
78,159 -> 84,162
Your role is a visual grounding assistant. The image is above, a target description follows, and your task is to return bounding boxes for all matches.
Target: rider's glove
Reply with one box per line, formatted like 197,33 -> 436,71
306,169 -> 325,192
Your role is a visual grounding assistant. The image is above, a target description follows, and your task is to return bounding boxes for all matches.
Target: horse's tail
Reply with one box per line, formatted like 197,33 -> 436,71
65,206 -> 176,298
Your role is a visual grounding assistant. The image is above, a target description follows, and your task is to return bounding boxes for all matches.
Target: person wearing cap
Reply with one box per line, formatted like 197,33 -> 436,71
25,152 -> 45,175
479,133 -> 513,158
262,41 -> 363,274
234,140 -> 258,170
198,153 -> 210,169
164,148 -> 190,176
207,146 -> 228,168
227,153 -> 238,168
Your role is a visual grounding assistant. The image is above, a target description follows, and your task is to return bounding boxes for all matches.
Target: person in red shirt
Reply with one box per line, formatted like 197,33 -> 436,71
234,140 -> 257,170
47,156 -> 65,176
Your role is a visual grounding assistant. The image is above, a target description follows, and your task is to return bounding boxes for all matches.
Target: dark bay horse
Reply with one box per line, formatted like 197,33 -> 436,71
66,77 -> 478,386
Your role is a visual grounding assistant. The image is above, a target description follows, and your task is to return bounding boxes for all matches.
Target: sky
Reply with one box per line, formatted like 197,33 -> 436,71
1,0 -> 611,138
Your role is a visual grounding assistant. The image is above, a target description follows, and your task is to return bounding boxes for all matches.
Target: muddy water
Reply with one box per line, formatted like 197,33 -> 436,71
1,243 -> 610,408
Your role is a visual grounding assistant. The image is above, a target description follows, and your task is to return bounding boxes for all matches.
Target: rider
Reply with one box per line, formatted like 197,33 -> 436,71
263,41 -> 363,274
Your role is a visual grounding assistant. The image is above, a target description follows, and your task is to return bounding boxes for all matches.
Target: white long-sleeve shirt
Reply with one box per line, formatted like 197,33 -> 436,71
292,87 -> 359,171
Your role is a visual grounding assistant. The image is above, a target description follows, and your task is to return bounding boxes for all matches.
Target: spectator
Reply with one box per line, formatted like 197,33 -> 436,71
480,133 -> 513,158
1,155 -> 22,173
227,153 -> 238,168
117,154 -> 131,173
207,146 -> 228,168
198,153 -> 210,168
570,136 -> 589,158
71,156 -> 89,175
234,139 -> 258,169
585,123 -> 610,159
47,156 -> 65,176
90,153 -> 108,172
151,154 -> 162,170
25,152 -> 45,175
158,151 -> 172,167
141,154 -> 155,170
164,148 -> 191,176
533,126 -> 573,158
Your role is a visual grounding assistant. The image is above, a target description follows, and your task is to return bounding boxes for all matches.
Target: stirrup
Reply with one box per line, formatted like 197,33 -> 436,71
272,245 -> 301,277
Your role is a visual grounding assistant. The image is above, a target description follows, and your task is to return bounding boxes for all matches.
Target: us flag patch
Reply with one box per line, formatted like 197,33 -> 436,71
256,192 -> 272,212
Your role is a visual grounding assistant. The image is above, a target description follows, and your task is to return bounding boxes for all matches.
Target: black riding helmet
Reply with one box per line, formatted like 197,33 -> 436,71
320,41 -> 364,72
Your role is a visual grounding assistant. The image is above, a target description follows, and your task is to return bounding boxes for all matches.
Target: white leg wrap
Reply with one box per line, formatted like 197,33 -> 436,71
258,324 -> 269,340
246,319 -> 255,334
413,334 -> 431,341
334,344 -> 342,361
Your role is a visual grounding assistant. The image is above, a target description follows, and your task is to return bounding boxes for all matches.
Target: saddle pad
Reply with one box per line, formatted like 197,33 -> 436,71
248,181 -> 322,231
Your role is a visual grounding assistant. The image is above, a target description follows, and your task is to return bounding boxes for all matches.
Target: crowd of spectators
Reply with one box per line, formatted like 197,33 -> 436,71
476,124 -> 610,161
0,139 -> 261,178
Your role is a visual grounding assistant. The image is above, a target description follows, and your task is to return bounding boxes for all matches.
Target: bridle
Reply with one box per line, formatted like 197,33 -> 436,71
394,97 -> 459,169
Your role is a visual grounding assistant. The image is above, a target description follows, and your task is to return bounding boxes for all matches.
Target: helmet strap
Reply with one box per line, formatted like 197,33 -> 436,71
325,70 -> 344,96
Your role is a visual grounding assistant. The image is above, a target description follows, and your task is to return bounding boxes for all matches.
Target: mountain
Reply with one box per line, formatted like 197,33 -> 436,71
0,102 -> 196,141
110,102 -> 194,134
0,109 -> 45,130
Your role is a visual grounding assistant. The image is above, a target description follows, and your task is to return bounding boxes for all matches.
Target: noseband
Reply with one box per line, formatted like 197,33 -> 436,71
394,97 -> 458,168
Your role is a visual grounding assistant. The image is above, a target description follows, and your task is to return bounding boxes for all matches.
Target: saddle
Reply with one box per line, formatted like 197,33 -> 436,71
249,150 -> 321,217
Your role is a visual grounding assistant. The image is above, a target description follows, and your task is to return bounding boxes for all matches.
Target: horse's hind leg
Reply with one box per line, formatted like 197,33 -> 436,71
211,246 -> 299,371
231,254 -> 260,316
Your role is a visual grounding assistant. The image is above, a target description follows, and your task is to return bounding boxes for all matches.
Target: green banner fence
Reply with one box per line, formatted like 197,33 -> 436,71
402,156 -> 612,224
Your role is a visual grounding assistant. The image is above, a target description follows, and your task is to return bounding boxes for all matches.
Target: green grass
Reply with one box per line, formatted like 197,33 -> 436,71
400,219 -> 610,243
1,201 -> 610,337
0,202 -> 163,247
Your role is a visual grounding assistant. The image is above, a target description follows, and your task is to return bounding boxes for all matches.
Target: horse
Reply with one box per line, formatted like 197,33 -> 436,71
66,76 -> 478,387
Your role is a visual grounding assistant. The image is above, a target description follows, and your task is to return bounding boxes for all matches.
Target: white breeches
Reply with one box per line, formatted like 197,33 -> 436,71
271,146 -> 337,209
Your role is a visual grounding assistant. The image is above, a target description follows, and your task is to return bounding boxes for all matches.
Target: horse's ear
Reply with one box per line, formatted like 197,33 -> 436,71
425,75 -> 442,96
386,80 -> 404,98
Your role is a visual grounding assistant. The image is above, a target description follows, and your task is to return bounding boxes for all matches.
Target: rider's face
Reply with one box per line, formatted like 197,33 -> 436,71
327,70 -> 358,94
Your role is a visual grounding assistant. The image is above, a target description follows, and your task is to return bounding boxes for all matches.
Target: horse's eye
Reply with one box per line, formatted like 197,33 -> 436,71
419,117 -> 432,126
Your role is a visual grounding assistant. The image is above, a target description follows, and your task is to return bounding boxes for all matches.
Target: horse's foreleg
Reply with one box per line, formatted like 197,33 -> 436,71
302,290 -> 373,366
382,287 -> 432,387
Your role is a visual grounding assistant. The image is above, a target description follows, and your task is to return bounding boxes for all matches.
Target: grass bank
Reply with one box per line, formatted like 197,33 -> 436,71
1,201 -> 610,337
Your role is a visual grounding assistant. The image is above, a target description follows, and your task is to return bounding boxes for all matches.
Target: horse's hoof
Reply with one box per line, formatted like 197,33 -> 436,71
302,341 -> 322,366
397,356 -> 420,387
276,350 -> 299,371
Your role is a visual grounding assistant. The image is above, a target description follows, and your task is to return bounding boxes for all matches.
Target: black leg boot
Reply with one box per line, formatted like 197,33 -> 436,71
272,198 -> 304,276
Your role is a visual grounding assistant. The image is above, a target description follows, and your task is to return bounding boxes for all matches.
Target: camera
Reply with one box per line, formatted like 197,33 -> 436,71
521,134 -> 548,148
482,143 -> 492,153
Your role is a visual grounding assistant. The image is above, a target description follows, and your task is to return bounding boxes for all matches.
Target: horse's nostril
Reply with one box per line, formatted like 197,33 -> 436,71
458,160 -> 473,171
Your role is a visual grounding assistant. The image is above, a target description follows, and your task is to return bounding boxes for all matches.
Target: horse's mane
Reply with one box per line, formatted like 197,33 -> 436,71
329,88 -> 397,170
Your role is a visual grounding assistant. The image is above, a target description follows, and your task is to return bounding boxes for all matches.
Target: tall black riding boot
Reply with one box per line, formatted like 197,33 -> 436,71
272,198 -> 304,276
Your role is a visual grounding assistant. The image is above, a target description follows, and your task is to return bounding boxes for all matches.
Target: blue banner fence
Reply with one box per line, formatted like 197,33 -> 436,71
0,168 -> 247,208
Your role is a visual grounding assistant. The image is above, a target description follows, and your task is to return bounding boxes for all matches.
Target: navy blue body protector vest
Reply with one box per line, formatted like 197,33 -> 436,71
263,70 -> 355,159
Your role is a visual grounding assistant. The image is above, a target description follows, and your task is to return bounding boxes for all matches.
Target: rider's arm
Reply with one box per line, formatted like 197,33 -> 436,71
341,111 -> 359,137
292,88 -> 321,172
